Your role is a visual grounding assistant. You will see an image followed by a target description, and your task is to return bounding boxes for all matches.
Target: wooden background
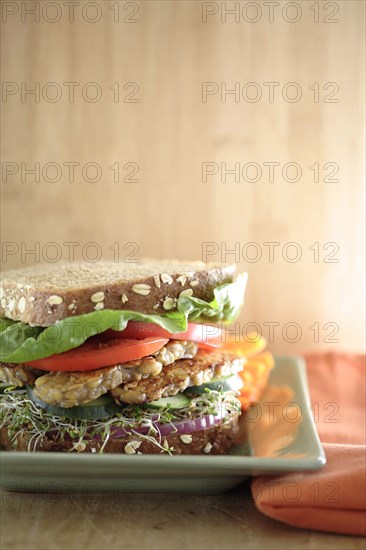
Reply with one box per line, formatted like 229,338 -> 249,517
1,0 -> 365,353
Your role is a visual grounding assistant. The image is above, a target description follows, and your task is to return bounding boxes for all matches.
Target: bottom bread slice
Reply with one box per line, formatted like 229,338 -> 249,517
0,416 -> 239,455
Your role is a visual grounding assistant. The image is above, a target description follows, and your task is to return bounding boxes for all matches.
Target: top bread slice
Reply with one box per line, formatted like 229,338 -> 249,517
0,260 -> 236,326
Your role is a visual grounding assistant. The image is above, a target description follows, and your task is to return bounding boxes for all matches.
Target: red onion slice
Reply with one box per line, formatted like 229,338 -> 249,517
86,411 -> 227,442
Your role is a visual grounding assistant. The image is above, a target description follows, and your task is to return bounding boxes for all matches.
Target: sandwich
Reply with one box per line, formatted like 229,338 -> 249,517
0,260 -> 271,455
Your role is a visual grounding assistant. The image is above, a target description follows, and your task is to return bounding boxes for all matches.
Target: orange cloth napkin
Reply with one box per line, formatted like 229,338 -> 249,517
251,353 -> 366,536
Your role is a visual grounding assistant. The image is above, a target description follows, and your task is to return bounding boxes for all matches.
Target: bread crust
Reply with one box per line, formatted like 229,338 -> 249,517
0,416 -> 238,455
0,260 -> 236,326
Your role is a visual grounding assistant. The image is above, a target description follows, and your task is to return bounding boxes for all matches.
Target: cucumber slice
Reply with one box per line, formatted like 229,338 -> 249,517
185,374 -> 244,395
26,386 -> 121,420
146,394 -> 190,410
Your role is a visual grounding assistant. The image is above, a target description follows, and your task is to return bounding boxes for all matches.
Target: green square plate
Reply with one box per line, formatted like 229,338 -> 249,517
0,356 -> 325,494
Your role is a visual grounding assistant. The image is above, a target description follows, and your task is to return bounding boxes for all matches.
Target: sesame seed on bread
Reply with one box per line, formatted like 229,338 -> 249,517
0,260 -> 237,327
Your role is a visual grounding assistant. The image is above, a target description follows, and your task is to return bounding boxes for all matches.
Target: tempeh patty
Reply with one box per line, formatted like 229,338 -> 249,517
32,340 -> 198,407
0,363 -> 41,387
110,350 -> 245,404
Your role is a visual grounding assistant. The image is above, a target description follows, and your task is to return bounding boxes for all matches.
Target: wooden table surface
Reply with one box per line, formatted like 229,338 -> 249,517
1,484 -> 364,550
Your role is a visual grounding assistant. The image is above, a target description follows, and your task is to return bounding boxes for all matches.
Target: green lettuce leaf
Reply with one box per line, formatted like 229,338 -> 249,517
0,274 -> 247,364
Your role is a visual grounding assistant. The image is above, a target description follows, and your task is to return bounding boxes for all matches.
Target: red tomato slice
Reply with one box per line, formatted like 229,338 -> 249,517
28,337 -> 169,372
102,322 -> 222,348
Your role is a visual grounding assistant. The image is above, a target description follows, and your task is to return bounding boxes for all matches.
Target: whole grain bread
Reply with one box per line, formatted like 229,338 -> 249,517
0,260 -> 236,326
0,417 -> 239,455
